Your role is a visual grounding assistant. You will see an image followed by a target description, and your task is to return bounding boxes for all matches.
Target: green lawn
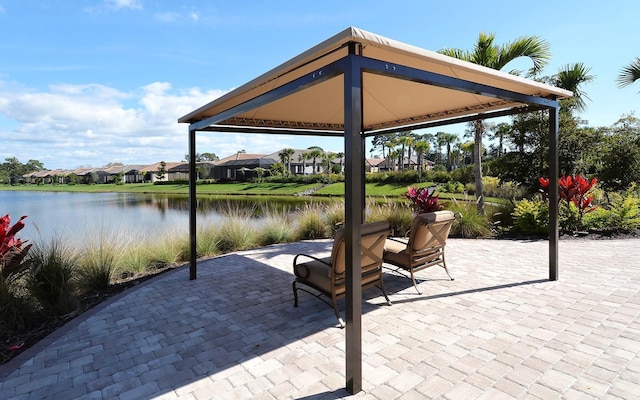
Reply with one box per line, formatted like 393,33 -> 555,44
0,182 -> 322,196
315,181 -> 437,197
1,181 -> 509,203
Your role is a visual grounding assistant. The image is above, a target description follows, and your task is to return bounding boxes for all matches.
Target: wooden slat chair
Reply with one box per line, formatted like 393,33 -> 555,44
292,221 -> 392,328
383,210 -> 455,294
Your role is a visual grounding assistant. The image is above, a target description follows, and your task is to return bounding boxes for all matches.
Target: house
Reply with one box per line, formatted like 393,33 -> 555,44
138,162 -> 184,183
213,151 -> 277,181
365,158 -> 386,173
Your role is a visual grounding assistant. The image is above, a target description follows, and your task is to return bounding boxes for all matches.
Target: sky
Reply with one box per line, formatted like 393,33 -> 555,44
1,0 -> 639,170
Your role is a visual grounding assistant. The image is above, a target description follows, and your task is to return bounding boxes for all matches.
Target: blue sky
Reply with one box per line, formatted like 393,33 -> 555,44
1,0 -> 638,170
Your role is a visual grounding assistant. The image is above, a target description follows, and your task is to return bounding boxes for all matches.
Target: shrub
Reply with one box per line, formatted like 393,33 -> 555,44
294,204 -> 329,240
324,202 -> 345,234
430,170 -> 452,184
481,177 -> 526,199
1,276 -> 36,332
607,189 -> 640,230
257,211 -> 295,246
216,216 -> 258,252
1,214 -> 32,280
442,180 -> 465,194
146,230 -> 189,268
583,187 -> 640,231
367,199 -> 413,236
448,200 -> 492,238
26,239 -> 79,316
118,241 -> 153,278
195,224 -> 222,258
77,229 -> 129,292
405,186 -> 444,214
489,201 -> 516,235
512,199 -> 549,236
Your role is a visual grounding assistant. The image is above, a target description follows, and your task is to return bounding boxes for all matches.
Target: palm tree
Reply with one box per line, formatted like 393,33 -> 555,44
617,57 -> 640,91
439,32 -> 550,214
553,63 -> 595,111
278,148 -> 295,176
306,146 -> 324,174
490,123 -> 510,158
397,133 -> 413,171
298,152 -> 308,175
335,152 -> 345,174
413,140 -> 430,173
438,132 -> 458,171
323,152 -> 337,174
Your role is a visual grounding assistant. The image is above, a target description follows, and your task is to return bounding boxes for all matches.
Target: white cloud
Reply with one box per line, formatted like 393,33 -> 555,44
154,9 -> 200,23
105,0 -> 143,11
154,12 -> 180,23
0,79 -> 228,169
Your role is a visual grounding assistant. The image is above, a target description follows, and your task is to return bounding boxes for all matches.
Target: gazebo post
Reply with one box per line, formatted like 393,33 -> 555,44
548,106 -> 559,280
344,48 -> 364,395
188,128 -> 197,280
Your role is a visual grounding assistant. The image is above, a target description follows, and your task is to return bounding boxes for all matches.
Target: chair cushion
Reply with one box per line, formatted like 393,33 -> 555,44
383,237 -> 411,269
294,257 -> 333,294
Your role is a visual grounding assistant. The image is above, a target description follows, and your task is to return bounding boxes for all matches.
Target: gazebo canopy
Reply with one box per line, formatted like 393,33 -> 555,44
179,27 -> 571,395
179,26 -> 570,133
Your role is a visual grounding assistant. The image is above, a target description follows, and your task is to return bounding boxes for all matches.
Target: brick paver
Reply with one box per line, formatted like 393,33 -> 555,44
1,238 -> 639,399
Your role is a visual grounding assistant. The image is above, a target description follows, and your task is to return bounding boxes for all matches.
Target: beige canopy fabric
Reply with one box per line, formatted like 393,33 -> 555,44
180,27 -> 570,395
179,27 -> 571,132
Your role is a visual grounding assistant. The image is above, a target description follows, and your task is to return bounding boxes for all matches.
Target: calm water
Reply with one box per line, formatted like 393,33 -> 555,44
1,191 -> 326,245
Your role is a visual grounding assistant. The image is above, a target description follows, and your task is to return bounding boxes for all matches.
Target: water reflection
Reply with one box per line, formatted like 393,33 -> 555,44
0,191 -> 341,244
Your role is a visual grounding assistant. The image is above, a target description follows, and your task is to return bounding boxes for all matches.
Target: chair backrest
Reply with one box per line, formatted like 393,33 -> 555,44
407,210 -> 455,254
331,221 -> 390,277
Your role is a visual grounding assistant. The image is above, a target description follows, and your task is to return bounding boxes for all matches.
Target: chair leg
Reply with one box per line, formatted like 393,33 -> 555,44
409,269 -> 422,295
292,281 -> 299,307
331,295 -> 345,328
378,277 -> 392,306
442,256 -> 454,281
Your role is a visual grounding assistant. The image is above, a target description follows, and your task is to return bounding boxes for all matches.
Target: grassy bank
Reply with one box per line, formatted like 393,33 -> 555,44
0,182 -> 505,203
0,182 -> 322,196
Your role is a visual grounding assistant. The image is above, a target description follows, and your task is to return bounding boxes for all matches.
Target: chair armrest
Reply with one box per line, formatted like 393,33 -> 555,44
386,237 -> 408,244
293,253 -> 330,266
293,253 -> 331,279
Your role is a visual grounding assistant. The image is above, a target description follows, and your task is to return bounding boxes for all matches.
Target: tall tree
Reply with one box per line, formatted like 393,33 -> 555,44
437,133 -> 459,171
413,140 -> 430,173
335,152 -> 345,174
278,148 -> 295,176
617,57 -> 640,91
306,146 -> 324,174
439,32 -> 550,214
371,134 -> 395,159
553,63 -> 595,112
298,152 -> 308,175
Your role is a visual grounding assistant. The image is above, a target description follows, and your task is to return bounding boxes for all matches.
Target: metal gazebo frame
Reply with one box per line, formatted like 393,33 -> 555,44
179,27 -> 570,394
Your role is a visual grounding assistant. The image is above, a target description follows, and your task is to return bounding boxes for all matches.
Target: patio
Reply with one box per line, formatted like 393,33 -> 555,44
1,237 -> 638,399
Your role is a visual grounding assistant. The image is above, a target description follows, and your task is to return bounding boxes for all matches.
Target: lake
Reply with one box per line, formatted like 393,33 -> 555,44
0,191 -> 329,245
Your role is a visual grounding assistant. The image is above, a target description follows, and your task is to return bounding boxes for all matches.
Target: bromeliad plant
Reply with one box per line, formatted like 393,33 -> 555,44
405,186 -> 444,214
1,214 -> 32,280
539,174 -> 598,232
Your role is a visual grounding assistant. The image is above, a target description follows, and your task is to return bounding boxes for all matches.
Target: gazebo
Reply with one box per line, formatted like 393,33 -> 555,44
178,27 -> 571,394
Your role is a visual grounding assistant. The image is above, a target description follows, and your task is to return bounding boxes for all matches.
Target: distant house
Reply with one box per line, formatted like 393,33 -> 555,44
213,151 -> 277,181
375,156 -> 433,172
365,158 -> 386,173
138,162 -> 184,183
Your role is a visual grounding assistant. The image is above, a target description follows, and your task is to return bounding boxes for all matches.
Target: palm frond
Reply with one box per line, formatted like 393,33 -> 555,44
617,57 -> 640,90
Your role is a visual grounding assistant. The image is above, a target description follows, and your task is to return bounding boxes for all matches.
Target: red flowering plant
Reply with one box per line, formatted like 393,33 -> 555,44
539,175 -> 598,232
1,214 -> 32,281
405,186 -> 444,214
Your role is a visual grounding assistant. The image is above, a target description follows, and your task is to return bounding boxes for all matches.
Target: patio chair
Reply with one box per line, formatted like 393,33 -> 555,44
383,210 -> 455,294
292,221 -> 392,328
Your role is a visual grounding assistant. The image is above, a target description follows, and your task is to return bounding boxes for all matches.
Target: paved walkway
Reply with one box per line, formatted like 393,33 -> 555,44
1,238 -> 639,399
